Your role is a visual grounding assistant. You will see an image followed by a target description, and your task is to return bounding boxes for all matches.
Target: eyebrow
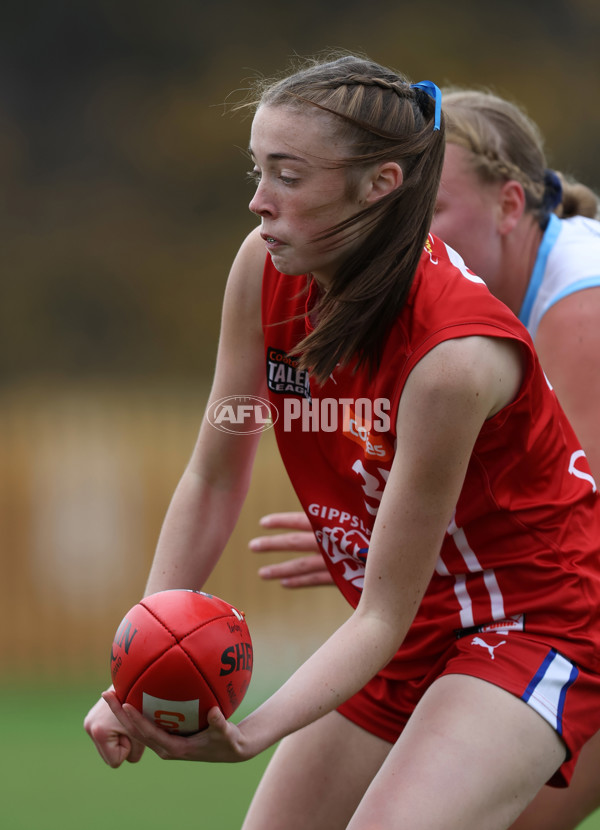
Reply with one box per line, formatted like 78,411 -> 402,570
248,147 -> 308,164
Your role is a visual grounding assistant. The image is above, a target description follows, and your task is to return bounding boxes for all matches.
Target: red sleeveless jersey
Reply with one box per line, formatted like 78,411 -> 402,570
262,234 -> 600,678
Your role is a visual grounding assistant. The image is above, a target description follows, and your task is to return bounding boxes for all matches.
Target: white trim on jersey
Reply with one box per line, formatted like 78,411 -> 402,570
520,214 -> 600,340
437,514 -> 507,628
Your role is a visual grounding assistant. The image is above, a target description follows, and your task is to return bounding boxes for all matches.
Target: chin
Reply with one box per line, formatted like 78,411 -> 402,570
268,252 -> 305,276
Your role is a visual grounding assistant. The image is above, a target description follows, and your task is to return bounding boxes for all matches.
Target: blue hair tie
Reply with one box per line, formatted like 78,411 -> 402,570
410,80 -> 442,131
543,169 -> 563,211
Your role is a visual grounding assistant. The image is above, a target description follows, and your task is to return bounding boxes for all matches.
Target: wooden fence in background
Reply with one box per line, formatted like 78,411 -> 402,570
0,383 -> 349,685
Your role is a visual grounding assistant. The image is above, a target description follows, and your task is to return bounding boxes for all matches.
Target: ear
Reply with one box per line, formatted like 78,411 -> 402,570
497,180 -> 526,235
363,162 -> 404,204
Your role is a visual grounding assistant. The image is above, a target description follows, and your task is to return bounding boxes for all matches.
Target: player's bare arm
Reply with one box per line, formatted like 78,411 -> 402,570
535,286 -> 600,483
145,227 -> 267,595
84,228 -> 267,767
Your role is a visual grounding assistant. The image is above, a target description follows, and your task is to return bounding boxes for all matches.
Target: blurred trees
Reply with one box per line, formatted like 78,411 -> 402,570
1,0 -> 598,384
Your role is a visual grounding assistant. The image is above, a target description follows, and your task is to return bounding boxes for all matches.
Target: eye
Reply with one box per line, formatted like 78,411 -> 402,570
245,168 -> 299,187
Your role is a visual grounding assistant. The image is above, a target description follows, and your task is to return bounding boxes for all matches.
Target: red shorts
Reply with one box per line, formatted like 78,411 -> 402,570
337,632 -> 600,787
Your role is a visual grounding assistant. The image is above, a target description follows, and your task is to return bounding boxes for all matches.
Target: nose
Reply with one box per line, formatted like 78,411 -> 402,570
249,180 -> 275,217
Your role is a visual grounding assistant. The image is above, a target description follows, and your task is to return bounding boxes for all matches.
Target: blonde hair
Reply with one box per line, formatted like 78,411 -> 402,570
442,88 -> 599,223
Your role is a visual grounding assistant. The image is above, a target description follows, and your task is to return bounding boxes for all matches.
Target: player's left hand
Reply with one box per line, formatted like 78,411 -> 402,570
102,690 -> 252,763
249,512 -> 334,588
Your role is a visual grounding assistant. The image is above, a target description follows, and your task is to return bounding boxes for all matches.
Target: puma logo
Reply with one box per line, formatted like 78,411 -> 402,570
471,636 -> 506,660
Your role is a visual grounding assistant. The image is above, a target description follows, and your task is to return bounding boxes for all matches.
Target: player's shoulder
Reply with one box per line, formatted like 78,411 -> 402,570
560,214 -> 600,240
553,215 -> 600,261
225,226 -> 267,303
233,226 -> 269,271
421,233 -> 487,286
542,216 -> 600,290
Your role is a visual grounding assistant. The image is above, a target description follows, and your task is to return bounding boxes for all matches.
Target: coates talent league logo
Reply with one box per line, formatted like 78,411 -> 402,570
207,396 -> 279,434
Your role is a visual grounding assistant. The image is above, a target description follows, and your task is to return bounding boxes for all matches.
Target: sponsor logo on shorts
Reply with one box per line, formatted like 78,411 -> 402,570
471,636 -> 507,660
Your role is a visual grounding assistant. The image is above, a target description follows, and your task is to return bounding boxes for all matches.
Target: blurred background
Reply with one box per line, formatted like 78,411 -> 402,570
1,0 -> 599,826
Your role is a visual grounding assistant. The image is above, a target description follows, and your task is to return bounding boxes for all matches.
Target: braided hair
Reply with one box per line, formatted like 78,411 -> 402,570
442,88 -> 599,227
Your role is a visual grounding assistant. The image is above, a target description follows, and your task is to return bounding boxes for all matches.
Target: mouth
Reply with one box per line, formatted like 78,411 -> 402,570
261,232 -> 283,247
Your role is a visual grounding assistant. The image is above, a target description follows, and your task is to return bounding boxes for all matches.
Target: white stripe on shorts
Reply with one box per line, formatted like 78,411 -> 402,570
521,649 -> 579,736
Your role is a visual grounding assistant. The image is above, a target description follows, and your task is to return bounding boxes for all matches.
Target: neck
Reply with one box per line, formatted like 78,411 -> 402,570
495,218 -> 544,316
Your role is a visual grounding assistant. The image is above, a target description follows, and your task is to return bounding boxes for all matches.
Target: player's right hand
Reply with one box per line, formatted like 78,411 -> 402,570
248,512 -> 334,588
102,693 -> 255,764
84,692 -> 146,768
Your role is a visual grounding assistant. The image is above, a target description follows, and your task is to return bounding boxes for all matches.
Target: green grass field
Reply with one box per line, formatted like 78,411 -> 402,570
0,683 -> 274,830
2,682 -> 600,830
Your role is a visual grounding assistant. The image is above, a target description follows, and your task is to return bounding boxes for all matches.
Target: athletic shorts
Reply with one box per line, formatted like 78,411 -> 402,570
337,632 -> 600,787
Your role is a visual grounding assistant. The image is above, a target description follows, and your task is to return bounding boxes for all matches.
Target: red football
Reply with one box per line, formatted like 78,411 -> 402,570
110,589 -> 253,734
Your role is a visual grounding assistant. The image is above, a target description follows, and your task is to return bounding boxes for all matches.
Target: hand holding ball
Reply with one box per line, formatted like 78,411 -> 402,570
110,590 -> 253,734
